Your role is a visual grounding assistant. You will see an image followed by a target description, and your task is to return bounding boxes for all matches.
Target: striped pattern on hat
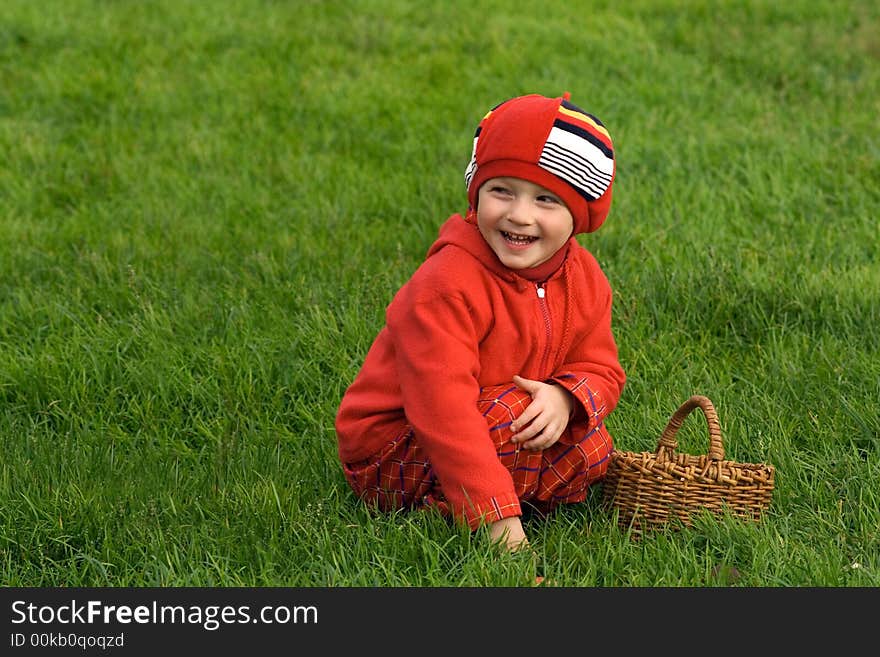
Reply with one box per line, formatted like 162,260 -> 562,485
540,100 -> 614,202
464,93 -> 615,234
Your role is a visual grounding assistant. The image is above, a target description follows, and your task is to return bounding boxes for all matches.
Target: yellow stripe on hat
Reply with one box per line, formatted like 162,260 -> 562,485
558,106 -> 610,139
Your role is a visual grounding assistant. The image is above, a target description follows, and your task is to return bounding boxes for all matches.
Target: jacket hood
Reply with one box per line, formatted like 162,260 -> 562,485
426,213 -> 517,281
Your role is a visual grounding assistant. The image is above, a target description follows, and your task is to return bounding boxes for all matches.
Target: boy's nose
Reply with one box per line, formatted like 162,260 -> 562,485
506,200 -> 533,224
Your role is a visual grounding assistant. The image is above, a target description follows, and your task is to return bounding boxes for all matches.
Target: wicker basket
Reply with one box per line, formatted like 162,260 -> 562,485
602,395 -> 775,533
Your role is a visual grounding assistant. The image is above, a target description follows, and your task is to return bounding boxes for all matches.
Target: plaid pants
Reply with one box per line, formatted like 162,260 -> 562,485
342,382 -> 613,520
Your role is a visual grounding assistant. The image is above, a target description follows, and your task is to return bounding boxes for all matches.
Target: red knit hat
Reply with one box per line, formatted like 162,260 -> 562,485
464,92 -> 615,234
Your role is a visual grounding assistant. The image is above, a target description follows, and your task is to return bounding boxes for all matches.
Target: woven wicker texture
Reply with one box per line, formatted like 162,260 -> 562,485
602,395 -> 775,532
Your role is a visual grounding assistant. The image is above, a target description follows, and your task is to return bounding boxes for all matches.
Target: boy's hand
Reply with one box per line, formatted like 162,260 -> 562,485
509,375 -> 574,451
488,516 -> 529,552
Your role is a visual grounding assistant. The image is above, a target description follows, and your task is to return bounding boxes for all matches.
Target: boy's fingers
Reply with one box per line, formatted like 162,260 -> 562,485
512,374 -> 541,394
511,421 -> 539,441
518,420 -> 554,448
523,436 -> 549,451
512,407 -> 551,440
510,404 -> 540,435
521,421 -> 563,450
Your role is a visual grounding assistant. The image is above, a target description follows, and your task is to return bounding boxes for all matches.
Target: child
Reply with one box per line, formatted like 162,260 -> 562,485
335,92 -> 625,551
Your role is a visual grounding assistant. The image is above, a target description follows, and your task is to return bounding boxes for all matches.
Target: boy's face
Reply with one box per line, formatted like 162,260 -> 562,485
476,177 -> 574,270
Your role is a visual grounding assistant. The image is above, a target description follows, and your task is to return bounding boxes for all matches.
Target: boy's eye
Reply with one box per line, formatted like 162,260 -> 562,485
537,195 -> 560,204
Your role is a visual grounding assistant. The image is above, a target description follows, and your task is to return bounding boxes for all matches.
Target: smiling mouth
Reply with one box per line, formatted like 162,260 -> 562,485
501,231 -> 538,245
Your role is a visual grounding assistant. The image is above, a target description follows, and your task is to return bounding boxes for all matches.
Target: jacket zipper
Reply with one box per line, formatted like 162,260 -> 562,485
536,283 -> 552,376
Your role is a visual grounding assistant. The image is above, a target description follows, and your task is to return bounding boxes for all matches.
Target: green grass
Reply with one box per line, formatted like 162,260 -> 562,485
1,0 -> 878,586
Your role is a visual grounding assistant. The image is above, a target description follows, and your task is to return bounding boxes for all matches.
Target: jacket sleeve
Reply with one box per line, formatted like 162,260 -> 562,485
549,262 -> 625,443
386,282 -> 522,530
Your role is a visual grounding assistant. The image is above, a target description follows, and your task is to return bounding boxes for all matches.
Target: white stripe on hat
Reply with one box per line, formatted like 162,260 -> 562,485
539,126 -> 613,200
464,136 -> 479,188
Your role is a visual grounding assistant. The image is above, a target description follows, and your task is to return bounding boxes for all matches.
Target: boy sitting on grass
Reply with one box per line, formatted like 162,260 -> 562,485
335,92 -> 626,552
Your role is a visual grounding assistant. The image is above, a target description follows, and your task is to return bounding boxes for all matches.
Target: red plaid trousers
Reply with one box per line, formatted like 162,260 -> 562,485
342,382 -> 613,523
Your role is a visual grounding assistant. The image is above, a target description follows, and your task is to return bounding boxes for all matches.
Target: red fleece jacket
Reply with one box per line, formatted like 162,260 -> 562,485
335,213 -> 625,529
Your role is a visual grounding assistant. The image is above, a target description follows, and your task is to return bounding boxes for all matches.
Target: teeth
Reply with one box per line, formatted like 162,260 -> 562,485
502,231 -> 537,244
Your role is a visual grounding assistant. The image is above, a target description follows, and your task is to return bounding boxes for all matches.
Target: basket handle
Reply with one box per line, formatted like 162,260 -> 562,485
655,395 -> 725,462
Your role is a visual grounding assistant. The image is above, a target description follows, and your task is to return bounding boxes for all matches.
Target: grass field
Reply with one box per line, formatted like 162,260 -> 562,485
1,0 -> 878,587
